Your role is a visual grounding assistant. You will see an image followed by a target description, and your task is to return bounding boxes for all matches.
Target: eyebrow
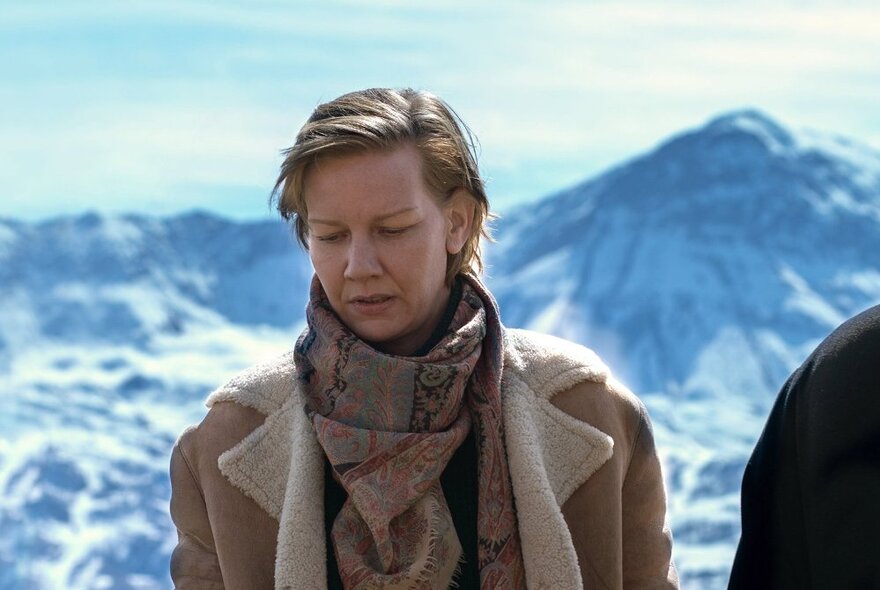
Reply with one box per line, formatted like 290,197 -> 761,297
308,206 -> 419,226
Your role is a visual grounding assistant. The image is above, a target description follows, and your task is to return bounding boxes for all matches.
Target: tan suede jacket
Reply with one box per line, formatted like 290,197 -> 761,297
169,329 -> 678,589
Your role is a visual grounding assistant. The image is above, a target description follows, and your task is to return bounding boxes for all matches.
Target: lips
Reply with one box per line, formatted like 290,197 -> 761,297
349,294 -> 395,315
351,294 -> 392,304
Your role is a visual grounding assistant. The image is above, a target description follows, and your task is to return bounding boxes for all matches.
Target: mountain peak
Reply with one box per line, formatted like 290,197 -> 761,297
703,108 -> 794,152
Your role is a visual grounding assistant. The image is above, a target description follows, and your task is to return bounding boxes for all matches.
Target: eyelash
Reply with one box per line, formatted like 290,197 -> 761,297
314,226 -> 410,243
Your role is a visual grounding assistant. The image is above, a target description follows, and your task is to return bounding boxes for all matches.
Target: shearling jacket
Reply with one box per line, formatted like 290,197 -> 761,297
169,329 -> 678,589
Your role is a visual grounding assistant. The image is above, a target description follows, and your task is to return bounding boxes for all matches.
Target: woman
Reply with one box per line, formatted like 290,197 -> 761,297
169,88 -> 678,589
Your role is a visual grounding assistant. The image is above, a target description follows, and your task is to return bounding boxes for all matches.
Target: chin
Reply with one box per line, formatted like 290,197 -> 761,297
349,321 -> 404,347
362,329 -> 418,356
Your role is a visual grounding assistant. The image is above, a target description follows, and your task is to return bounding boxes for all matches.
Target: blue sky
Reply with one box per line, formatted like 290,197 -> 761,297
1,0 -> 878,221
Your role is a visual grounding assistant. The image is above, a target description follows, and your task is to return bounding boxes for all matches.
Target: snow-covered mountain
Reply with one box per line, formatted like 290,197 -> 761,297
490,109 -> 880,401
0,211 -> 313,354
2,109 -> 879,589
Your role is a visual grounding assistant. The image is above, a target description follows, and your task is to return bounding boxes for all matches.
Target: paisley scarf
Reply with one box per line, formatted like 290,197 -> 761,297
295,275 -> 526,589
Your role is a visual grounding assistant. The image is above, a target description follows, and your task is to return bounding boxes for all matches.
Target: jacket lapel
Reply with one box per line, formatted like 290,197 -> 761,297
273,390 -> 327,589
215,382 -> 328,589
502,369 -> 614,589
501,329 -> 614,588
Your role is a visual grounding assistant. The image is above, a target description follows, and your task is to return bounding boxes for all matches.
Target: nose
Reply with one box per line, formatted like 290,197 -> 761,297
343,235 -> 383,281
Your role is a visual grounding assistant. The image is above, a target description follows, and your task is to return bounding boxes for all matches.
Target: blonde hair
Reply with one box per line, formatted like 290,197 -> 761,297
271,88 -> 491,283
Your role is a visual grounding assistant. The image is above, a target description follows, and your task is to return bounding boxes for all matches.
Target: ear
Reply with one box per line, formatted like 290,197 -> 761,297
445,189 -> 476,255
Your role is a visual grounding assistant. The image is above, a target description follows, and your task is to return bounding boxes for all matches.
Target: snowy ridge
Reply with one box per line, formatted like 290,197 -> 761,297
3,110 -> 880,589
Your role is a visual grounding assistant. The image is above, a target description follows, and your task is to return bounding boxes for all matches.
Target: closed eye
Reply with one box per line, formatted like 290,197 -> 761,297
378,226 -> 410,236
314,232 -> 346,243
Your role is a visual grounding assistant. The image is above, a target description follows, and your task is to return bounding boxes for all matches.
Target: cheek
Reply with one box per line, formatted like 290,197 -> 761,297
309,250 -> 340,286
402,230 -> 446,265
308,250 -> 324,274
309,243 -> 340,266
408,233 -> 449,284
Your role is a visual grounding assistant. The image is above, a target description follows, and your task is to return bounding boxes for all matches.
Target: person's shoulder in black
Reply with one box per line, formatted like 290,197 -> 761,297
729,304 -> 880,589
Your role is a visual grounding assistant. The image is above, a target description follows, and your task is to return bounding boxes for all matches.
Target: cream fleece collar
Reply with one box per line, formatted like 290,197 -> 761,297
206,328 -> 614,590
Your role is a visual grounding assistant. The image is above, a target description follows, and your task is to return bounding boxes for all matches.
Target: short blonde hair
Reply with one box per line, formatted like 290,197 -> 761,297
271,88 -> 491,283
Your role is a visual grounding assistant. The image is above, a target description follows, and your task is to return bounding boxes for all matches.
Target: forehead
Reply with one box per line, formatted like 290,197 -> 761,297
303,144 -> 437,220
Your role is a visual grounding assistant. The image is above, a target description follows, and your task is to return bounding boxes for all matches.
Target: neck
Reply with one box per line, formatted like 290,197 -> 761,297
410,277 -> 463,357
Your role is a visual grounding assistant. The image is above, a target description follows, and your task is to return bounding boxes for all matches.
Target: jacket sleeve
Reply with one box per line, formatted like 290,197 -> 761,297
169,438 -> 226,590
621,402 -> 679,589
556,377 -> 679,589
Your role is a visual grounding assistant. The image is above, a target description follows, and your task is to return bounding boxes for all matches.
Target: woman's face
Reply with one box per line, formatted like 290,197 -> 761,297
304,144 -> 472,356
